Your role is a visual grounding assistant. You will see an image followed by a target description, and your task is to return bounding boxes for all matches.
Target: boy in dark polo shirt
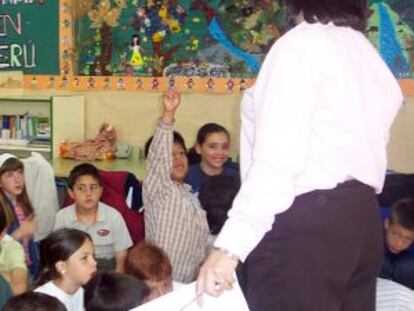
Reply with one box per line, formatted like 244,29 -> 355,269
380,198 -> 414,289
54,163 -> 132,272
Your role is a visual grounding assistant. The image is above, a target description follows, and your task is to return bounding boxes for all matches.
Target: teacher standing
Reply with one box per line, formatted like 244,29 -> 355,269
196,1 -> 403,310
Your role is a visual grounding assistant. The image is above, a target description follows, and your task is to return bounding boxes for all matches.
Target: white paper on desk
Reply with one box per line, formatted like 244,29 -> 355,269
131,279 -> 249,311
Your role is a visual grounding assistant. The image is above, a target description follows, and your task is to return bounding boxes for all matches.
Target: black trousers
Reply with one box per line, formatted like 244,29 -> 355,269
238,181 -> 383,311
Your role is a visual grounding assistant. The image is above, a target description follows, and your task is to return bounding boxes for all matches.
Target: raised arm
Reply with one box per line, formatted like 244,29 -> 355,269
143,89 -> 181,204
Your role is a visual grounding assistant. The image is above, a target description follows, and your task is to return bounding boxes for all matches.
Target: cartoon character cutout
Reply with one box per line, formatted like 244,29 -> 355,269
87,77 -> 95,89
206,78 -> 215,92
239,78 -> 247,92
152,78 -> 159,90
226,79 -> 235,93
61,76 -> 68,88
117,78 -> 126,90
135,78 -> 143,89
168,77 -> 175,89
49,76 -> 55,88
30,76 -> 37,88
73,77 -> 80,88
104,77 -> 111,90
130,34 -> 144,68
186,78 -> 194,91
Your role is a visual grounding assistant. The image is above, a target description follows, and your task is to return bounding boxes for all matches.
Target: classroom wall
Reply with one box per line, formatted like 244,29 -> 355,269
83,91 -> 242,158
5,88 -> 413,173
83,91 -> 414,173
1,89 -> 242,158
387,97 -> 414,173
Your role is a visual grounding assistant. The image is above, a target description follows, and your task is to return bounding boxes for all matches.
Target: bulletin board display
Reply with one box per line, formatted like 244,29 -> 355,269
73,0 -> 285,78
0,0 -> 59,75
14,0 -> 414,95
22,0 -> 257,93
367,0 -> 414,79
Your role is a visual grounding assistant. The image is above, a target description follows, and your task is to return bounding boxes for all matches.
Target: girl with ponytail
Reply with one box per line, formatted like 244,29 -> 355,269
35,228 -> 97,311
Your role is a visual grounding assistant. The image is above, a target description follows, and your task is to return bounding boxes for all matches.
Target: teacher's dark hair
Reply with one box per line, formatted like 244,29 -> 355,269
284,0 -> 370,32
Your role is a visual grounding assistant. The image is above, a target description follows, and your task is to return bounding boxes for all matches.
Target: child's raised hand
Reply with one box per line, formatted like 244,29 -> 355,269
163,88 -> 180,111
162,88 -> 180,124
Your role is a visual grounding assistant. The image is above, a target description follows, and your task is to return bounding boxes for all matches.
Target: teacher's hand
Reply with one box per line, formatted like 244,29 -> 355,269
196,249 -> 238,298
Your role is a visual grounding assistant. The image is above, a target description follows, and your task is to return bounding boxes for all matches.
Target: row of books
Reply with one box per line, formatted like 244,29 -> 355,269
0,114 -> 50,142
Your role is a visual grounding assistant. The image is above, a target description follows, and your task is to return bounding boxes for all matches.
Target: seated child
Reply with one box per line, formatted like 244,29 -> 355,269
198,175 -> 240,247
0,154 -> 39,278
126,241 -> 173,302
35,228 -> 97,311
380,198 -> 414,289
54,163 -> 133,272
3,291 -> 67,311
143,88 -> 209,283
84,271 -> 149,311
186,123 -> 239,194
0,206 -> 28,295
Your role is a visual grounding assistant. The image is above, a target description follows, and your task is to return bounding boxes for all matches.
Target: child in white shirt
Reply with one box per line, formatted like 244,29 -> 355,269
35,228 -> 97,311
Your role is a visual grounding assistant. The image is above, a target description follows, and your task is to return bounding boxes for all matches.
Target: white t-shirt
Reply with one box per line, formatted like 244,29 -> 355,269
35,281 -> 84,311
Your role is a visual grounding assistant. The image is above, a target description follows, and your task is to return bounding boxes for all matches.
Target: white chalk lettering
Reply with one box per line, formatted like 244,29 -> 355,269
0,45 -> 10,68
10,43 -> 22,67
1,0 -> 35,5
0,42 -> 36,69
0,13 -> 22,36
23,42 -> 35,67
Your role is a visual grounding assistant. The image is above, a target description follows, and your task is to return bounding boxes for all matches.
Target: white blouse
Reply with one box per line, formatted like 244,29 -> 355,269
35,281 -> 84,311
215,21 -> 403,261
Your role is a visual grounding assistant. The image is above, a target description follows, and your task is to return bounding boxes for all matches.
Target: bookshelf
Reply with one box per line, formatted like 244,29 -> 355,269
0,95 -> 85,158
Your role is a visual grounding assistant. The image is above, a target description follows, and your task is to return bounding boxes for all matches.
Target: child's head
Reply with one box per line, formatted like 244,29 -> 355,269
67,163 -> 103,211
36,228 -> 96,288
3,291 -> 67,311
144,131 -> 188,183
385,198 -> 414,254
0,154 -> 25,199
171,131 -> 188,182
195,123 -> 231,174
126,241 -> 172,301
84,271 -> 149,311
198,175 -> 240,234
0,154 -> 34,224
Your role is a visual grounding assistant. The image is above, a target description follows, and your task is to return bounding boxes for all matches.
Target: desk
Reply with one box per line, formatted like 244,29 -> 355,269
50,148 -> 146,180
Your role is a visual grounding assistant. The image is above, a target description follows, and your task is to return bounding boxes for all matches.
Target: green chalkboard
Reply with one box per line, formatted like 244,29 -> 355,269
0,1 -> 59,75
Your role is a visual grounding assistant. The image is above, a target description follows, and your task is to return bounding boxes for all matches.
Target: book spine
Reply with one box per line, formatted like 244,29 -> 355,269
9,116 -> 15,139
33,116 -> 38,137
1,115 -> 10,139
21,114 -> 28,139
